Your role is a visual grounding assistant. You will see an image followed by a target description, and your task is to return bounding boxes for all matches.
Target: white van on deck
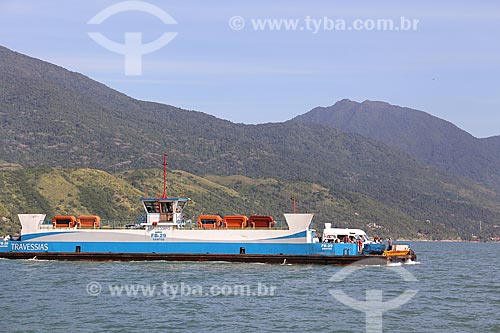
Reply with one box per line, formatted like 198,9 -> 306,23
322,223 -> 372,243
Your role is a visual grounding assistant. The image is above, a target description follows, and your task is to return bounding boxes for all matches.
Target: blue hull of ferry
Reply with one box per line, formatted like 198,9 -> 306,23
1,240 -> 359,256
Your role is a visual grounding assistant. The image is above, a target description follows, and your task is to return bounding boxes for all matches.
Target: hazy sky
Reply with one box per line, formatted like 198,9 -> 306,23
1,0 -> 499,137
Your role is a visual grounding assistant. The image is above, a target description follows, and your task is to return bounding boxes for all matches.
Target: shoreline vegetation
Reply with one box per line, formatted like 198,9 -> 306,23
398,239 -> 500,243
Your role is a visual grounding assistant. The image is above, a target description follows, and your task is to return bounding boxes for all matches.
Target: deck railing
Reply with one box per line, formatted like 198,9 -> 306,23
41,218 -> 290,230
41,216 -> 288,230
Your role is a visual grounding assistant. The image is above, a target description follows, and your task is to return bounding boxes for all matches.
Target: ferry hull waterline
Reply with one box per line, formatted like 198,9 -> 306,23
0,155 -> 416,265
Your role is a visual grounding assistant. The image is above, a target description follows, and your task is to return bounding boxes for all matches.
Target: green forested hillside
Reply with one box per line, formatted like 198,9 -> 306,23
1,167 -> 498,240
1,45 -> 500,240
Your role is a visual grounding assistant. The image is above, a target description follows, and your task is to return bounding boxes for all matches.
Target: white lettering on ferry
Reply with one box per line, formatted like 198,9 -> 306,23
151,232 -> 166,241
11,243 -> 49,251
321,243 -> 333,250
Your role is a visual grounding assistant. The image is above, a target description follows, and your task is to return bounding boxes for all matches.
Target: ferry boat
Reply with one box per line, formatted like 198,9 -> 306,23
0,155 -> 416,265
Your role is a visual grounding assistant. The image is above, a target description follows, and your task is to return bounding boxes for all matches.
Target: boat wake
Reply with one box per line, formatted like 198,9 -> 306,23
24,256 -> 50,262
387,262 -> 403,267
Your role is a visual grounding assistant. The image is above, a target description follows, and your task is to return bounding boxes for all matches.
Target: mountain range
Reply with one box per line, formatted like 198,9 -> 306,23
1,45 -> 499,240
292,99 -> 500,193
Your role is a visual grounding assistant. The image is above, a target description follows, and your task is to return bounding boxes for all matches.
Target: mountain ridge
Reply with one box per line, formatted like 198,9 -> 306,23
292,99 -> 500,192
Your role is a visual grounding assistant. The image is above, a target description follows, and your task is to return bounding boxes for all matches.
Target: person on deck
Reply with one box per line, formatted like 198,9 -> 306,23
357,237 -> 363,253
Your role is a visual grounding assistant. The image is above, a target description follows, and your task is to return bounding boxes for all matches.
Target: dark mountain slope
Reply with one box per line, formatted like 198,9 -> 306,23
292,99 -> 500,191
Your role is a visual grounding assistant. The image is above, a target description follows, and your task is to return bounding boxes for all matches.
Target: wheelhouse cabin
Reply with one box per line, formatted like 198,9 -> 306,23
141,197 -> 188,226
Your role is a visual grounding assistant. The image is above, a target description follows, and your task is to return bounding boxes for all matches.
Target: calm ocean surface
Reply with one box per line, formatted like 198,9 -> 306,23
1,242 -> 499,333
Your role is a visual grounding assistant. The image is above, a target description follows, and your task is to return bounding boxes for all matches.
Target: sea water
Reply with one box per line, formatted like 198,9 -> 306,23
0,242 -> 499,332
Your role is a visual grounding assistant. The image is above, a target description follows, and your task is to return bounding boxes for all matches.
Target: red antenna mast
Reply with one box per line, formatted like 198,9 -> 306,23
162,153 -> 168,199
291,195 -> 297,213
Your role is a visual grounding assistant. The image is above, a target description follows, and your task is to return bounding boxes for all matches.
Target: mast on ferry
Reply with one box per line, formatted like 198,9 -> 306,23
162,153 -> 168,199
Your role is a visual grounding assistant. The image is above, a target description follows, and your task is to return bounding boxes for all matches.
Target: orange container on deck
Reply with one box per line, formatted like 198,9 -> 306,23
77,215 -> 101,228
249,215 -> 275,228
52,216 -> 77,228
223,215 -> 248,229
197,215 -> 222,229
